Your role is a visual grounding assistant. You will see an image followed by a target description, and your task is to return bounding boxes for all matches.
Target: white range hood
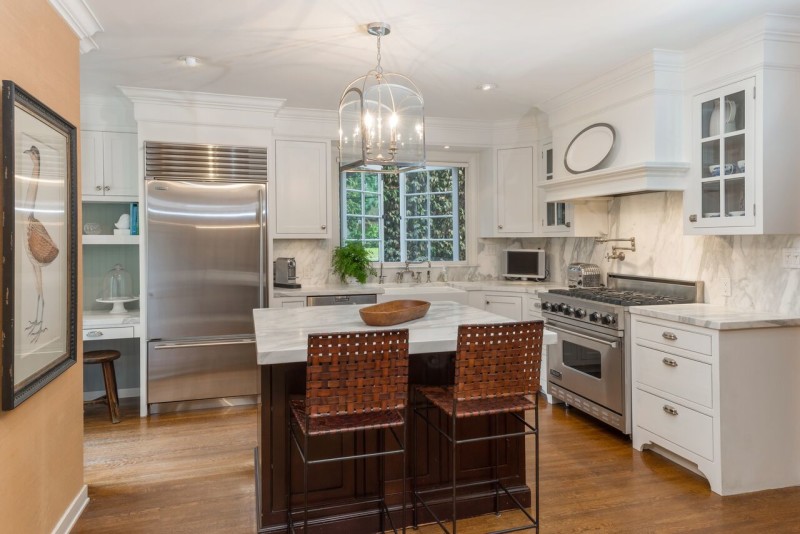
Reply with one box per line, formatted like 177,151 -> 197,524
540,161 -> 689,202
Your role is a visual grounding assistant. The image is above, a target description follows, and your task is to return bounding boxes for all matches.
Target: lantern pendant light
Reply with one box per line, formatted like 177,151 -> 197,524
338,22 -> 426,172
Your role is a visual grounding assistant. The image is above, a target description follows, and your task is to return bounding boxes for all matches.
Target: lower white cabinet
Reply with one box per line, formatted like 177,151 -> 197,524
631,314 -> 800,495
484,292 -> 524,320
270,296 -> 305,309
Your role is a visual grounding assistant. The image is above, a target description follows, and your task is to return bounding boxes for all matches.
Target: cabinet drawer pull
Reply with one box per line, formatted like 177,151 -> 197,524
689,214 -> 697,223
498,224 -> 503,229
95,185 -> 102,191
662,331 -> 677,341
663,405 -> 679,416
86,330 -> 104,338
320,224 -> 326,230
662,357 -> 678,367
104,185 -> 111,191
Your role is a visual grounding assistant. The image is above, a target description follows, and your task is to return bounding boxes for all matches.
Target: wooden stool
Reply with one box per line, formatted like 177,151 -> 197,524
83,349 -> 122,424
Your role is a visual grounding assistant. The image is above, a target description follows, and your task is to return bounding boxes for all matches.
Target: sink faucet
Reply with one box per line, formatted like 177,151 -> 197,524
378,262 -> 386,284
396,260 -> 422,283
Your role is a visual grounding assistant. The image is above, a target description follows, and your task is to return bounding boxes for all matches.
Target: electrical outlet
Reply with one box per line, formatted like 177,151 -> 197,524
782,248 -> 800,269
720,277 -> 731,297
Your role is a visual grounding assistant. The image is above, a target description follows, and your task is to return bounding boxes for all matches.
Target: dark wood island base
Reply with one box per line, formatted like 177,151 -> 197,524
257,352 -> 532,533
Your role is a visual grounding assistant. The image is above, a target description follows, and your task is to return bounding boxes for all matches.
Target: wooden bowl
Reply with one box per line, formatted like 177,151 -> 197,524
359,300 -> 431,326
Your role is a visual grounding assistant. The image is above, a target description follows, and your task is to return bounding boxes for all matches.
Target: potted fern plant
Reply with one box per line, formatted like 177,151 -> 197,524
331,242 -> 377,284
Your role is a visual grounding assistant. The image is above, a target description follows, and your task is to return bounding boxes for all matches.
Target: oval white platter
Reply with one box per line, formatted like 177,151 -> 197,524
564,123 -> 616,174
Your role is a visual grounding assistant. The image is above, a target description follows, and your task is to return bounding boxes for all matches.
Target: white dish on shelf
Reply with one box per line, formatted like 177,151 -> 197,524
728,210 -> 746,216
704,212 -> 720,218
564,123 -> 616,174
96,297 -> 139,314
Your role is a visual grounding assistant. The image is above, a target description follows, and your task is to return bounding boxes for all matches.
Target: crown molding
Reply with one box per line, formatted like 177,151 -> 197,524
48,0 -> 103,54
118,86 -> 286,113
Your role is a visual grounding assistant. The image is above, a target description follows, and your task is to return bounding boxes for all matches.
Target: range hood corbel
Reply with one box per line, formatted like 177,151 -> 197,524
540,161 -> 690,202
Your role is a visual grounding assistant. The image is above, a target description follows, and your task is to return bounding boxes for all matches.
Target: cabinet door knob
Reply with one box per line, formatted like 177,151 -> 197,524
321,224 -> 326,230
104,185 -> 111,191
689,214 -> 697,223
565,221 -> 571,228
662,357 -> 678,367
95,186 -> 102,191
662,331 -> 677,341
498,224 -> 503,229
662,405 -> 679,416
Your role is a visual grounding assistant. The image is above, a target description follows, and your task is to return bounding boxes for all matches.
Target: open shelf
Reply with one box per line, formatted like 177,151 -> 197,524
82,235 -> 140,245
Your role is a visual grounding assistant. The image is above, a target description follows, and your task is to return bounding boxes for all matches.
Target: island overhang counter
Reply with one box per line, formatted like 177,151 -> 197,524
253,301 -> 556,533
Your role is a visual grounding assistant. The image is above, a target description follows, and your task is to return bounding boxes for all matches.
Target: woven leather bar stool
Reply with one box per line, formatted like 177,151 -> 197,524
412,321 -> 543,534
83,349 -> 122,424
287,329 -> 410,533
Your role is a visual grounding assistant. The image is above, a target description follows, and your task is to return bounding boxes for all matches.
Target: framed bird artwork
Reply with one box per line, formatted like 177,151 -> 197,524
1,81 -> 77,410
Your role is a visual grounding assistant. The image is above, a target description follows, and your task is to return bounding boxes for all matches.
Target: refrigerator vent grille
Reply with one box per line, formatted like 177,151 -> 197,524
145,141 -> 268,182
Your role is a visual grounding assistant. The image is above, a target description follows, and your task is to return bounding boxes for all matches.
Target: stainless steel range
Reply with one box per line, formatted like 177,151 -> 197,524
539,274 -> 704,434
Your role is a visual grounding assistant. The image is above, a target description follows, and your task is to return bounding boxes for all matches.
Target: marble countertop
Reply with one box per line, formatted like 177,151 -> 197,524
254,301 -> 556,365
630,304 -> 800,330
273,280 -> 566,298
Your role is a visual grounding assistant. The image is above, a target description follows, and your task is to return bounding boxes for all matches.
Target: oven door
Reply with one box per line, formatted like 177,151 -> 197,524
546,319 -> 624,414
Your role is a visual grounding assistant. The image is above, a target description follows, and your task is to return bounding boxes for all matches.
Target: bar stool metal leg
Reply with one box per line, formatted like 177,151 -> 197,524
451,398 -> 457,534
286,403 -> 294,533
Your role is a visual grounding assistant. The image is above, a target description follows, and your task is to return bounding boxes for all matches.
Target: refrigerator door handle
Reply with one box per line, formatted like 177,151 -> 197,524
258,187 -> 265,309
153,339 -> 256,350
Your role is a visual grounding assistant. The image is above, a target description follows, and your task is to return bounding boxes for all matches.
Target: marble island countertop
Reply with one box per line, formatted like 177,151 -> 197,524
631,303 -> 800,330
273,280 -> 565,298
254,301 -> 556,365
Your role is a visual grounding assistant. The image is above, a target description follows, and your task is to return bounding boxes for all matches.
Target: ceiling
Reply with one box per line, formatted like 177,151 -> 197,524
80,0 -> 800,121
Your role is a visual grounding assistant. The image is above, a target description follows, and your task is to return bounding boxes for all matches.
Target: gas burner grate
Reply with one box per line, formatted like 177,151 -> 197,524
547,288 -> 692,307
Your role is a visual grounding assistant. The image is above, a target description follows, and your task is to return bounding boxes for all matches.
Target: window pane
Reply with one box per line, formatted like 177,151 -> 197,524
346,217 -> 362,240
382,174 -> 401,262
430,194 -> 452,216
431,241 -> 453,261
407,218 -> 428,239
431,217 -> 453,239
406,240 -> 428,261
365,218 -> 380,239
364,193 -> 380,216
406,194 -> 427,216
346,174 -> 362,190
363,240 -> 380,261
406,172 -> 427,194
346,190 -> 362,214
458,168 -> 466,261
364,173 -> 379,193
429,170 -> 452,192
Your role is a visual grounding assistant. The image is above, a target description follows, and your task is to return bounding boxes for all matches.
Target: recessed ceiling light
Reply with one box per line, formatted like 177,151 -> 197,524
443,145 -> 451,149
179,55 -> 200,67
477,83 -> 497,92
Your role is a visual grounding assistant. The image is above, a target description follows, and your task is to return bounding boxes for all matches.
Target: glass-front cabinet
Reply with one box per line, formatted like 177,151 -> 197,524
689,78 -> 755,229
539,142 -> 572,234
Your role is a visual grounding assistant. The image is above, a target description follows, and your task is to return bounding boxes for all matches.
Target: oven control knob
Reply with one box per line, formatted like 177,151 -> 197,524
589,312 -> 601,322
563,306 -> 574,316
556,303 -> 566,313
542,302 -> 552,312
601,314 -> 617,325
574,308 -> 587,319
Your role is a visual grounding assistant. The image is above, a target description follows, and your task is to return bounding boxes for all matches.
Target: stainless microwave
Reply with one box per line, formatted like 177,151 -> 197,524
502,249 -> 546,281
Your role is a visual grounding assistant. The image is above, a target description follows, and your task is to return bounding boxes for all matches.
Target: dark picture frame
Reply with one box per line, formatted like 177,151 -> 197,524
1,81 -> 78,410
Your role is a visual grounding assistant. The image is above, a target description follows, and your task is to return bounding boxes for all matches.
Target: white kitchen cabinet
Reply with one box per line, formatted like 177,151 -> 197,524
483,292 -> 524,320
631,315 -> 800,495
81,131 -> 139,200
525,294 -> 555,403
273,139 -> 330,238
685,71 -> 800,235
493,146 -> 535,236
270,296 -> 306,309
537,141 -> 610,237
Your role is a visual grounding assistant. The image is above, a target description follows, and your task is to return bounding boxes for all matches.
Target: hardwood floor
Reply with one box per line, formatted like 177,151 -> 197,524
75,397 -> 800,533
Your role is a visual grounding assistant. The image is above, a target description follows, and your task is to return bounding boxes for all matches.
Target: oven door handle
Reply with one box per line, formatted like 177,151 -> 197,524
546,324 -> 619,349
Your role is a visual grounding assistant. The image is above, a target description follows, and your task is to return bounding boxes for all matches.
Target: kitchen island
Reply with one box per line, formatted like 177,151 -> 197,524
253,301 -> 555,533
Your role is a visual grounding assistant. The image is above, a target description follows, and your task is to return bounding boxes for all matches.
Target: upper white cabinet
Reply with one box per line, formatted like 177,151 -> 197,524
273,138 -> 330,238
685,65 -> 800,235
493,146 -> 535,236
81,131 -> 139,200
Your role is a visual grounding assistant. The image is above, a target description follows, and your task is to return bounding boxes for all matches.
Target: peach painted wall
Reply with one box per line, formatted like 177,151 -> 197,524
0,0 -> 84,532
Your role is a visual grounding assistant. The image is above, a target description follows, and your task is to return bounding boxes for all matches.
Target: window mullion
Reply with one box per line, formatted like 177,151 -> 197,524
400,172 -> 407,262
451,167 -> 459,261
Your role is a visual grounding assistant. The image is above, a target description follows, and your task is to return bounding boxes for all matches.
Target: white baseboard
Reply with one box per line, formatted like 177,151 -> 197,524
83,387 -> 140,401
52,484 -> 88,534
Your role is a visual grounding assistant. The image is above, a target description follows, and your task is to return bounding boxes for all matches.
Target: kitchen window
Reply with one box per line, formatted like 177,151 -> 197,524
341,166 -> 467,263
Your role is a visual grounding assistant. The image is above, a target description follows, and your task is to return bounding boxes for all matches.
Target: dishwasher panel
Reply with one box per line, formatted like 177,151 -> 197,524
306,294 -> 377,306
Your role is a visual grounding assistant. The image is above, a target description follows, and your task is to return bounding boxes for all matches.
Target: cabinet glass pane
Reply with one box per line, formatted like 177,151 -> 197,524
545,148 -> 553,179
702,181 -> 721,218
556,203 -> 566,226
724,177 -> 746,216
724,134 -> 745,174
546,202 -> 555,226
702,140 -> 721,178
724,90 -> 745,133
701,98 -> 718,138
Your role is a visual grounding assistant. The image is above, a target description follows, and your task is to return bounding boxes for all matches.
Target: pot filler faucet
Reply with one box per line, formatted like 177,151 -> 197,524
595,236 -> 636,261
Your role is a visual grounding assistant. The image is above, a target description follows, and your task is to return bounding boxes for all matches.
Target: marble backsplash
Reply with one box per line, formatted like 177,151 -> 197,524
274,191 -> 800,315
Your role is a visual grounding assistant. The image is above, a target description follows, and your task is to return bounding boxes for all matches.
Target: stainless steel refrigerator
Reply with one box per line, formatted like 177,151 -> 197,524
144,141 -> 268,409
